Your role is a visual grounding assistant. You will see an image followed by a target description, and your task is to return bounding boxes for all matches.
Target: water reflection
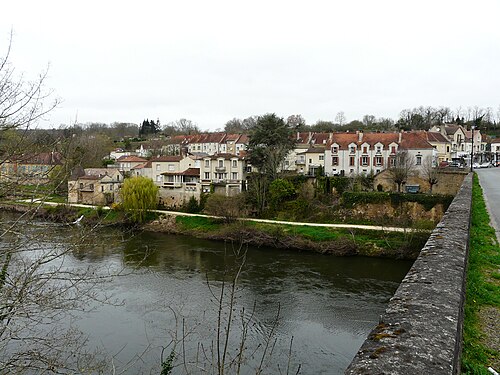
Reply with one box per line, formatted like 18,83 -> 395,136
1,214 -> 413,374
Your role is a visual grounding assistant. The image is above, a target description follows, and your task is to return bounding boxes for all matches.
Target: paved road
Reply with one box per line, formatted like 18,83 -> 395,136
476,167 -> 500,241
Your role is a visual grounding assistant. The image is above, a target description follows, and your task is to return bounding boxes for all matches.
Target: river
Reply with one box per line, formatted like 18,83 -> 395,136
1,214 -> 413,374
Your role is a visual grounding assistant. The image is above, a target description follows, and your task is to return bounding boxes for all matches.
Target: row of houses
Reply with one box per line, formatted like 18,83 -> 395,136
70,129 -> 481,207
2,126 -> 499,207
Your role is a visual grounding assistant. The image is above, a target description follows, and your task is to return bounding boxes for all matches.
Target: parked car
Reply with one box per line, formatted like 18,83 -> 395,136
480,162 -> 493,168
473,162 -> 480,169
449,161 -> 463,168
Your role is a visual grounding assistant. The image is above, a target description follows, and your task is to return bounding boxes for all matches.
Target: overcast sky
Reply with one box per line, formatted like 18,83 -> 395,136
3,0 -> 500,130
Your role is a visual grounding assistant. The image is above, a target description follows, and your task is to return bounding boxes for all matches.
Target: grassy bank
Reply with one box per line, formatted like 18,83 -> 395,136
462,175 -> 500,373
154,215 -> 430,259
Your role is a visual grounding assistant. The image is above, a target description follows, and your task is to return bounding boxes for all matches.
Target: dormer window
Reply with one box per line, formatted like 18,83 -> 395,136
376,146 -> 382,153
332,146 -> 338,154
349,146 -> 356,154
363,146 -> 368,154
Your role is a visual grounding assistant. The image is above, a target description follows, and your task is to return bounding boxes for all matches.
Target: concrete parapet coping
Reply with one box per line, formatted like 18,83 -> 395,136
345,173 -> 472,375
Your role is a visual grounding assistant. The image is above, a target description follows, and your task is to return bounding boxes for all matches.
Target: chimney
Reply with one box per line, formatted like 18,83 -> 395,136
398,130 -> 403,143
358,130 -> 363,143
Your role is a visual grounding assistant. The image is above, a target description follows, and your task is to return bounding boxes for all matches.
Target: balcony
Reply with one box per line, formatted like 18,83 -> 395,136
163,182 -> 182,188
215,167 -> 226,173
296,159 -> 306,165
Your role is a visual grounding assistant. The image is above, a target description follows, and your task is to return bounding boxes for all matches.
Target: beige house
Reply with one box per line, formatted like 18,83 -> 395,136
199,153 -> 247,195
421,131 -> 452,164
68,168 -> 123,205
0,152 -> 63,185
117,155 -> 148,173
296,147 -> 326,175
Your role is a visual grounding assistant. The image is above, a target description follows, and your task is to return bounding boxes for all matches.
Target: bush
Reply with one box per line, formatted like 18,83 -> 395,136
204,194 -> 246,223
268,178 -> 296,210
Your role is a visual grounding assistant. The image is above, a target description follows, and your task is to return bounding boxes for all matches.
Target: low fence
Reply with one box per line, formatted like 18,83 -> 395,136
345,173 -> 472,374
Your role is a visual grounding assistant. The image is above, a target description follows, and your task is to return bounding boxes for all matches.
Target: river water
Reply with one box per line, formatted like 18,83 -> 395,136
2,215 -> 413,374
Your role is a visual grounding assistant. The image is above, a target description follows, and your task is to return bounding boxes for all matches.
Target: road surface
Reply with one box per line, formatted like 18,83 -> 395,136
476,167 -> 500,241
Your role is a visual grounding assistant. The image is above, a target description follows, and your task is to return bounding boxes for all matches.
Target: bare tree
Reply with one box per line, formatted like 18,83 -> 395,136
421,155 -> 439,193
388,150 -> 415,192
335,111 -> 346,126
0,34 -> 120,373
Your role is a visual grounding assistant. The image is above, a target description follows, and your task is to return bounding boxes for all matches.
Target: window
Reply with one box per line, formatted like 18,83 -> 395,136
375,156 -> 383,166
309,158 -> 312,163
284,160 -> 289,166
204,172 -> 210,179
389,157 -> 396,167
332,146 -> 338,154
363,146 -> 368,154
232,172 -> 238,180
332,156 -> 339,166
361,156 -> 369,166
391,146 -> 396,154
416,155 -> 422,165
350,146 -> 356,154
89,184 -> 94,190
110,185 -> 113,191
205,160 -> 210,167
232,160 -> 237,168
218,159 -> 224,168
168,164 -> 175,171
319,155 -> 324,161
156,175 -> 161,182
349,156 -> 355,166
376,146 -> 382,153
101,186 -> 104,192
79,183 -> 83,189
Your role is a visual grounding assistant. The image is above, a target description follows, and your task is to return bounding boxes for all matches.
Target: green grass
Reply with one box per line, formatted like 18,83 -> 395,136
173,215 -> 427,255
175,215 -> 221,232
461,174 -> 500,374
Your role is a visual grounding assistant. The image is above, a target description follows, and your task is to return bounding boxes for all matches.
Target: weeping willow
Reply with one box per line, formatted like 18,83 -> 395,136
120,176 -> 159,223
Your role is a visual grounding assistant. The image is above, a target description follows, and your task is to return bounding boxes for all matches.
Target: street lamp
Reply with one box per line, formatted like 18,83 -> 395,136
471,125 -> 475,172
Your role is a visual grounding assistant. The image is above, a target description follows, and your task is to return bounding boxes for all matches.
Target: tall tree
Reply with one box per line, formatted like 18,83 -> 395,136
247,113 -> 297,182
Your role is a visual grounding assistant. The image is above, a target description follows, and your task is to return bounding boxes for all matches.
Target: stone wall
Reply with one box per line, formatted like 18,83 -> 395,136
374,169 -> 467,195
345,173 -> 472,375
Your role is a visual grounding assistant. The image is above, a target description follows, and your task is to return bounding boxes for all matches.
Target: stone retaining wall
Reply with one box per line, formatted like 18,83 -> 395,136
345,173 -> 472,375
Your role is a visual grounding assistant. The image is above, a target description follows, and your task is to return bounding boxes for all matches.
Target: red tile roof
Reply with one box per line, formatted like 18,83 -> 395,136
399,132 -> 434,150
208,153 -> 243,160
310,132 -> 331,145
161,168 -> 200,176
424,131 -> 449,143
12,152 -> 63,165
117,155 -> 147,162
152,155 -> 183,162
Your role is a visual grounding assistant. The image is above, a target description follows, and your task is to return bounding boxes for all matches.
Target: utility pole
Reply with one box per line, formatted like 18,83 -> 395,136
471,125 -> 475,172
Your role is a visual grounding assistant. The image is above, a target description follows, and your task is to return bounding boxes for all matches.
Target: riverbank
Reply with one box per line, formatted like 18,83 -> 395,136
144,215 -> 429,259
0,201 -> 429,259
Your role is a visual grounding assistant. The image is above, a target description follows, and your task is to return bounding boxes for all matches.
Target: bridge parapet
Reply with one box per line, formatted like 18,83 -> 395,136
345,173 -> 472,375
